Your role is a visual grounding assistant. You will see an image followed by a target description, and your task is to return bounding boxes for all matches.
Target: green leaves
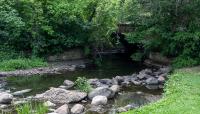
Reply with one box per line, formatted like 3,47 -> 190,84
75,77 -> 92,93
0,0 -> 120,56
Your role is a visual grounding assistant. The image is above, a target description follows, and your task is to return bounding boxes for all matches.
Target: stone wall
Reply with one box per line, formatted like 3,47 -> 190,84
149,52 -> 172,65
48,48 -> 85,62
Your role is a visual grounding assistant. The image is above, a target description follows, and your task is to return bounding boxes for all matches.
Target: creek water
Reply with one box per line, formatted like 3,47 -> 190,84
3,56 -> 162,114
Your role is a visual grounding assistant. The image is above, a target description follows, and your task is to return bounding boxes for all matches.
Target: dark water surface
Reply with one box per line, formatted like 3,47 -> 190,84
4,56 -> 162,114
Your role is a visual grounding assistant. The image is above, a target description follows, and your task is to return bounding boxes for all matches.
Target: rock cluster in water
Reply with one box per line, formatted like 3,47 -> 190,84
0,66 -> 170,114
89,67 -> 170,90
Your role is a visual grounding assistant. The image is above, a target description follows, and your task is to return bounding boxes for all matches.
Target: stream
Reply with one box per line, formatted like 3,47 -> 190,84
1,56 -> 163,114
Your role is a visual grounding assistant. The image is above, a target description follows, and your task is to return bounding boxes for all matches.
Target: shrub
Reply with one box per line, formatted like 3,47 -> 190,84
16,102 -> 48,114
75,77 -> 92,93
0,58 -> 48,71
172,56 -> 199,68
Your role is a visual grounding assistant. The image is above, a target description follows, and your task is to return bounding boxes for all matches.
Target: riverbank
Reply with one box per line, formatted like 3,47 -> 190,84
122,67 -> 200,114
0,59 -> 87,77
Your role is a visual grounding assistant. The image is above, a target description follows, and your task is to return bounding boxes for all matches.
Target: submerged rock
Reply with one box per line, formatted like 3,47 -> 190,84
91,95 -> 108,105
145,85 -> 159,90
0,92 -> 13,104
88,87 -> 115,100
35,88 -> 87,104
146,77 -> 159,85
12,89 -> 32,96
63,80 -> 74,89
71,104 -> 85,114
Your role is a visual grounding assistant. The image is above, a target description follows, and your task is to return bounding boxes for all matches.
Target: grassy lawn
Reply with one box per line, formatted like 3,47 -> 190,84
122,67 -> 200,114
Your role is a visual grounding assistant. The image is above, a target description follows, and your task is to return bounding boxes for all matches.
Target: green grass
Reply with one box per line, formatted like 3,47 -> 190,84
16,102 -> 48,114
122,67 -> 200,114
0,58 -> 48,71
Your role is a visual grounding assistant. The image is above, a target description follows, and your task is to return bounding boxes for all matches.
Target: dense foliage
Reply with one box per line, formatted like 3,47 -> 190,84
0,0 -> 119,56
1,0 -> 200,68
122,0 -> 200,67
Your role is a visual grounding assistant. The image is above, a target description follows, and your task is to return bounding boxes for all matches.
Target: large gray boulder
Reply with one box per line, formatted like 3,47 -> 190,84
71,104 -> 85,114
35,88 -> 87,104
88,87 -> 115,100
0,92 -> 13,104
55,104 -> 70,114
91,96 -> 108,105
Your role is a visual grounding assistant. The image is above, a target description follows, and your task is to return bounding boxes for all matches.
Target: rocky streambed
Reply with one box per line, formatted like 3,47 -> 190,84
0,65 -> 170,114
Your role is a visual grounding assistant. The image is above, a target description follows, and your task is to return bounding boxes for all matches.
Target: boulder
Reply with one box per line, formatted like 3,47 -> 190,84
99,79 -> 113,86
88,87 -> 115,100
59,85 -> 68,89
55,104 -> 70,114
158,76 -> 165,83
121,81 -> 130,86
114,76 -> 124,84
146,77 -> 159,85
117,107 -> 127,113
0,92 -> 13,104
131,80 -> 141,86
137,73 -> 148,80
87,105 -> 107,114
71,104 -> 85,114
123,76 -> 135,82
110,85 -> 120,93
145,85 -> 159,90
91,96 -> 108,105
12,89 -> 32,96
63,80 -> 74,89
159,67 -> 171,74
88,79 -> 107,88
139,69 -> 153,75
35,88 -> 87,104
88,79 -> 99,85
112,78 -> 119,85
